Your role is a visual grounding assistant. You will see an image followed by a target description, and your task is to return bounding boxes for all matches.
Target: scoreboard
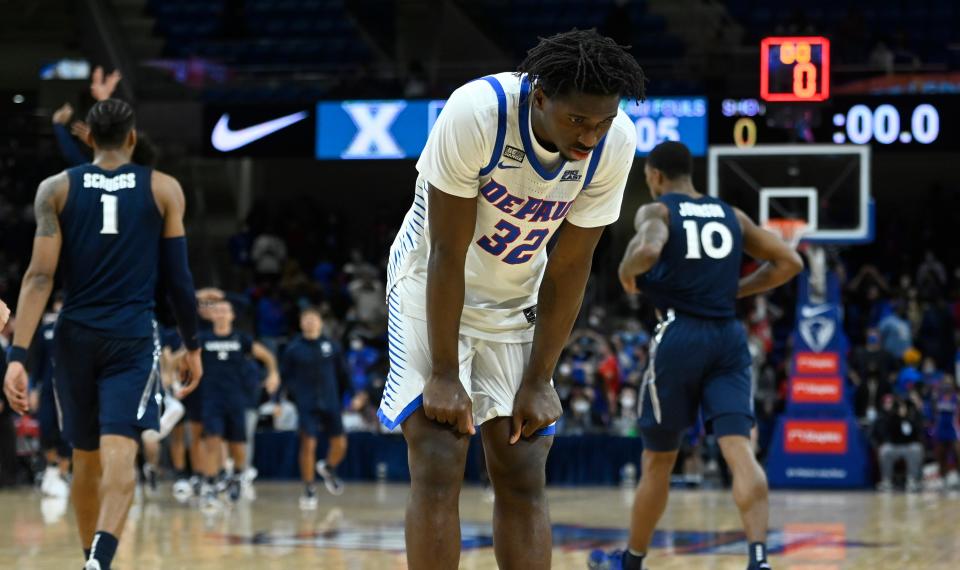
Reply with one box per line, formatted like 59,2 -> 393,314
710,96 -> 960,151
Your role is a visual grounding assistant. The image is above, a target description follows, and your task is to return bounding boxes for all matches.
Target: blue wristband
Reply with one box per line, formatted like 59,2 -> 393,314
7,346 -> 28,365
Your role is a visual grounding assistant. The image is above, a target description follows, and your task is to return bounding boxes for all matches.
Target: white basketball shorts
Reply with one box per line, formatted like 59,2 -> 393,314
377,287 -> 556,435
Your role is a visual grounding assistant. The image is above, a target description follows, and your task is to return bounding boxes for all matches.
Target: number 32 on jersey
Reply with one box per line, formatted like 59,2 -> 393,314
477,219 -> 550,265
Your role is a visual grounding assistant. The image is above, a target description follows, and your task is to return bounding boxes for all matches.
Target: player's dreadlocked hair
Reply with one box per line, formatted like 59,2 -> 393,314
517,28 -> 646,101
86,98 -> 135,149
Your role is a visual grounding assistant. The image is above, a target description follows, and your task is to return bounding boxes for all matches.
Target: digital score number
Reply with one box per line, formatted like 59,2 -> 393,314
829,103 -> 939,145
760,36 -> 830,102
710,96 -> 957,151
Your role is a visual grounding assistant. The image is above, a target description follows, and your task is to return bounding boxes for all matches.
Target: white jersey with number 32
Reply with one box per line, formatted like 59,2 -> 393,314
387,72 -> 637,342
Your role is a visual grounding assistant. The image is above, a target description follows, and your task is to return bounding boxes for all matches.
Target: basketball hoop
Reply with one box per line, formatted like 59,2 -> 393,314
764,218 -> 808,249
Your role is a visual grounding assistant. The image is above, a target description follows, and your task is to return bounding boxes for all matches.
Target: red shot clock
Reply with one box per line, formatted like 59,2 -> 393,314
761,36 -> 830,102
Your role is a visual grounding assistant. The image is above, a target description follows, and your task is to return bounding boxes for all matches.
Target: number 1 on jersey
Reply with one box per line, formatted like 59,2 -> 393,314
100,194 -> 119,235
683,219 -> 732,259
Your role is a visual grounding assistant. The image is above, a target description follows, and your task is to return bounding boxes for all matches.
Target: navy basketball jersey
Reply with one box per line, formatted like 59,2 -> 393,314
199,330 -> 253,404
638,193 -> 743,318
59,163 -> 162,338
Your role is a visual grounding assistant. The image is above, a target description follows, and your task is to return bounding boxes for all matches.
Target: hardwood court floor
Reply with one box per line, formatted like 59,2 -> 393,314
4,481 -> 959,569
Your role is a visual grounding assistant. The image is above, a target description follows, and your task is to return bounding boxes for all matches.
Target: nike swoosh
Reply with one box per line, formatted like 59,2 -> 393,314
498,161 -> 522,169
800,304 -> 832,318
211,111 -> 309,152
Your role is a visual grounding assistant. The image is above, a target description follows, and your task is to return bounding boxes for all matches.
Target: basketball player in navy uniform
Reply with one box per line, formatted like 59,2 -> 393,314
282,307 -> 349,509
2,99 -> 202,570
590,142 -> 803,570
378,29 -> 645,569
198,299 -> 278,506
31,294 -> 71,498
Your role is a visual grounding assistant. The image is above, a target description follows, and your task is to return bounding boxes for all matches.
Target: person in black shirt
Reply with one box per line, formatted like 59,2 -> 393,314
281,307 -> 349,509
849,328 -> 898,388
873,395 -> 925,492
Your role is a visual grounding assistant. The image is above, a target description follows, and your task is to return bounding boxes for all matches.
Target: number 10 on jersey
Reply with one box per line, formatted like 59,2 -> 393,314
683,220 -> 733,259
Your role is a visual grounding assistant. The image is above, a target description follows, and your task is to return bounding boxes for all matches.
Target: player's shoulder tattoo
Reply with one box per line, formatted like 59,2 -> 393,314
34,173 -> 67,238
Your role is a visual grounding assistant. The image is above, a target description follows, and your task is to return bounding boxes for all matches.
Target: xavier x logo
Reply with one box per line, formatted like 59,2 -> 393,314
341,102 -> 407,159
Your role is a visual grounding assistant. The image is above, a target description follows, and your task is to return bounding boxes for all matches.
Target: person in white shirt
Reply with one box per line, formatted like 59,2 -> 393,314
377,29 -> 645,569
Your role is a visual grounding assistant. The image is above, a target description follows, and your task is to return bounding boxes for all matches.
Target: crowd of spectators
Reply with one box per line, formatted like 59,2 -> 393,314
844,257 -> 960,489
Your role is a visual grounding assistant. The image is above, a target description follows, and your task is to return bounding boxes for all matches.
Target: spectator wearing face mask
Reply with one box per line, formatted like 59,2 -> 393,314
611,385 -> 639,436
560,386 -> 600,436
346,336 -> 381,395
920,357 -> 945,387
873,395 -> 925,492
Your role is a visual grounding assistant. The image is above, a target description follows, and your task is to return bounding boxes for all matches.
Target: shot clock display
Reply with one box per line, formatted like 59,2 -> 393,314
710,96 -> 959,151
761,36 -> 830,102
829,102 -> 938,145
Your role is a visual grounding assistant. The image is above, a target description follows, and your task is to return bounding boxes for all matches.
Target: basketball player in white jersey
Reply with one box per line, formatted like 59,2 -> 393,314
377,29 -> 645,569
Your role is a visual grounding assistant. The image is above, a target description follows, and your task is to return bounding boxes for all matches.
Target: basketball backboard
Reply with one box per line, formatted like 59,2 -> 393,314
707,145 -> 873,244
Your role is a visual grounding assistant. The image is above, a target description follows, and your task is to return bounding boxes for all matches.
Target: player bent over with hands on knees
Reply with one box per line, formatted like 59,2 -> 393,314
375,29 -> 645,570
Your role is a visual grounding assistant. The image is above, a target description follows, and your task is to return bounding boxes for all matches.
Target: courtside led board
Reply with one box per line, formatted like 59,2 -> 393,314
761,36 -> 830,102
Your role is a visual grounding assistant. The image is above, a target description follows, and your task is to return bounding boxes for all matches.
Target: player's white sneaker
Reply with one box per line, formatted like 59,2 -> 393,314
173,478 -> 193,503
945,470 -> 960,489
40,496 -> 68,524
299,485 -> 319,511
241,467 -> 258,501
227,476 -> 242,503
83,560 -> 102,570
316,460 -> 344,496
200,483 -> 221,513
142,464 -> 159,496
190,475 -> 203,498
40,467 -> 69,498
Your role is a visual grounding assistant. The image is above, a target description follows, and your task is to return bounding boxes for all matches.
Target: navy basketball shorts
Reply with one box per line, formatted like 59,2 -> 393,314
299,408 -> 345,438
638,312 -> 754,452
38,380 -> 71,458
181,383 -> 205,423
202,398 -> 247,443
53,319 -> 161,451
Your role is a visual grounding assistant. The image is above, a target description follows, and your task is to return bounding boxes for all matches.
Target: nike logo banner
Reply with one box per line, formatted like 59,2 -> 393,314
211,111 -> 309,152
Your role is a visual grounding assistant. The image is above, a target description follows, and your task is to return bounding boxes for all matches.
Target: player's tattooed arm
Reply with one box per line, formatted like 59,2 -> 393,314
618,203 -> 669,294
11,173 -> 67,351
34,174 -> 65,237
735,208 -> 804,298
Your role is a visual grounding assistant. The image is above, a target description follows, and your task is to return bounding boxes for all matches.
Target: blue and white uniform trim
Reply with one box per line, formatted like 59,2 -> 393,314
478,75 -> 507,177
